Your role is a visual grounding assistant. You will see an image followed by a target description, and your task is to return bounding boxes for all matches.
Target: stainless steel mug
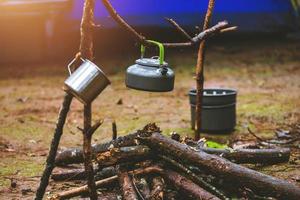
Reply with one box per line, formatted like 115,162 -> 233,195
64,58 -> 110,105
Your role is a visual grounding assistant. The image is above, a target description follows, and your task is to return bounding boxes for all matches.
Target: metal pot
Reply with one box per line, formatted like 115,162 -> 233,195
64,58 -> 110,105
125,40 -> 175,92
189,88 -> 237,133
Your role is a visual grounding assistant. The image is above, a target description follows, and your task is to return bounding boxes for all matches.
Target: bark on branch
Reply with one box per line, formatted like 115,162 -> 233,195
80,0 -> 97,198
96,145 -> 151,167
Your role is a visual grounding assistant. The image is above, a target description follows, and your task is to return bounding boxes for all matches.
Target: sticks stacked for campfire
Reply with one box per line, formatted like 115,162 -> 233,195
50,124 -> 300,200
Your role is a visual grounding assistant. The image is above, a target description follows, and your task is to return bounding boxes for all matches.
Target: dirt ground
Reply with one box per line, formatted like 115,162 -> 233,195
0,38 -> 299,199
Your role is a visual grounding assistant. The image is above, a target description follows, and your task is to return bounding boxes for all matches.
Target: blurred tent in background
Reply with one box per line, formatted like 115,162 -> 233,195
0,0 -> 299,63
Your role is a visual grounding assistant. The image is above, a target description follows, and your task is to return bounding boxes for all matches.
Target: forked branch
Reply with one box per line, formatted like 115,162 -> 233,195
101,0 -> 236,48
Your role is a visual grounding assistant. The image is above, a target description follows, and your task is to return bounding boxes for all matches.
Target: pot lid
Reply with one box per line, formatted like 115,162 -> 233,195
135,58 -> 168,67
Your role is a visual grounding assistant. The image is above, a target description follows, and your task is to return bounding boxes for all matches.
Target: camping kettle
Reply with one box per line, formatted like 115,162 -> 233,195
64,57 -> 110,105
125,40 -> 175,92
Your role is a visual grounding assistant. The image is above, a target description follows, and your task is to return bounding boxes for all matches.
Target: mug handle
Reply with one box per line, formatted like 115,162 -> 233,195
140,40 -> 165,66
67,57 -> 85,75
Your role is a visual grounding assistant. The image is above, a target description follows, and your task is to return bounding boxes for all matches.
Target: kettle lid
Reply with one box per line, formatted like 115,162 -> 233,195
135,58 -> 168,67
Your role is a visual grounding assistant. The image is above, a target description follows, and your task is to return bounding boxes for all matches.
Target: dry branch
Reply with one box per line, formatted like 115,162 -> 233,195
101,0 -> 234,48
35,93 -> 73,200
80,0 -> 97,198
138,132 -> 300,199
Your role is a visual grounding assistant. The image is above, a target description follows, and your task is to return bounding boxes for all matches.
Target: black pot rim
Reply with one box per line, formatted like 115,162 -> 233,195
189,88 -> 237,97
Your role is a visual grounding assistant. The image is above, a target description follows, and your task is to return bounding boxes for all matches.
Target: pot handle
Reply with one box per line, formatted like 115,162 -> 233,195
141,40 -> 165,66
67,57 -> 85,75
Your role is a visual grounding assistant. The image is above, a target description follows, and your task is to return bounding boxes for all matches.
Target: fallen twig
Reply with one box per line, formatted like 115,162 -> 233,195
248,127 -> 300,145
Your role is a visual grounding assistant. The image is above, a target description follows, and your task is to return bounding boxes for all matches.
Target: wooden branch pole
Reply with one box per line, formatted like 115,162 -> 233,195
195,0 -> 215,140
79,0 -> 97,199
138,133 -> 300,199
35,94 -> 73,200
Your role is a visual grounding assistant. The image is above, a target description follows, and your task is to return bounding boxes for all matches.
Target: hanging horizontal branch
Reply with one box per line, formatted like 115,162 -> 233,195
101,0 -> 236,48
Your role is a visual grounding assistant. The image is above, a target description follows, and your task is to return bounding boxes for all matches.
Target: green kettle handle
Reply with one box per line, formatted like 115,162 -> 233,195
141,40 -> 165,66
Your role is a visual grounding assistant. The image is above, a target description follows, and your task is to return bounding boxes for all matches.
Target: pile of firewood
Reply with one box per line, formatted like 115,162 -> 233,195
50,124 -> 300,200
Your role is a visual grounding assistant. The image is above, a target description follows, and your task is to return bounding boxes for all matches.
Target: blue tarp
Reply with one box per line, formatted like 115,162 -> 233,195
67,0 -> 296,32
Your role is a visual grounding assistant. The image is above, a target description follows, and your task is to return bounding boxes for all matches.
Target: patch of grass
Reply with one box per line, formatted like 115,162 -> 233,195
0,156 -> 43,188
0,120 -> 51,143
238,93 -> 295,121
